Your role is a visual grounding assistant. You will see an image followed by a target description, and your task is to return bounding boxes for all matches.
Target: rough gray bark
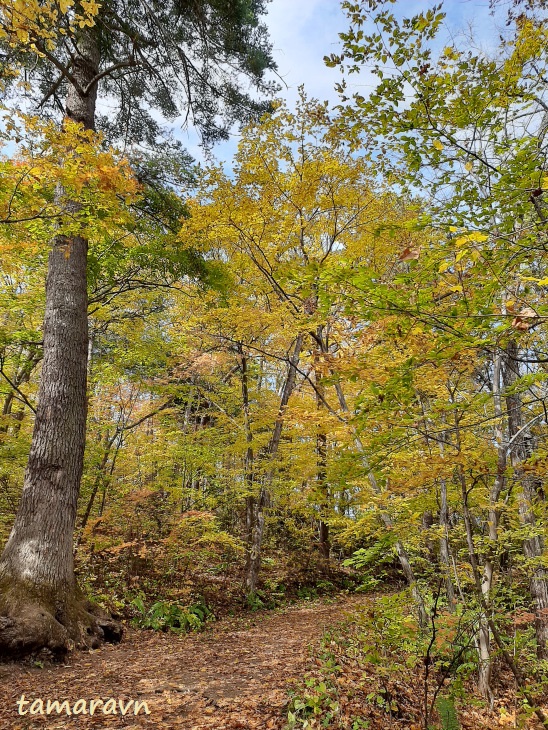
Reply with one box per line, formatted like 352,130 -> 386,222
0,26 -> 122,657
245,334 -> 303,595
503,341 -> 548,658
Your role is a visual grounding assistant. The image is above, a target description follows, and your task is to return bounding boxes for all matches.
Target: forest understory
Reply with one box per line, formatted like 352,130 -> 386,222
0,589 -> 545,730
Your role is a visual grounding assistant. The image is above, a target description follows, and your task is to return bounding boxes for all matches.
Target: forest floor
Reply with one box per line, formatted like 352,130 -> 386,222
1,592 -> 545,730
0,595 -> 362,730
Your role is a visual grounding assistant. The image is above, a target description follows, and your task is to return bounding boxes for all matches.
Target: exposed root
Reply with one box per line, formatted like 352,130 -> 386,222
0,584 -> 123,659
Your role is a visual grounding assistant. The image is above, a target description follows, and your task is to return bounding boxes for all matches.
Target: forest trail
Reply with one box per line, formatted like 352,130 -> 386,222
0,595 -> 363,730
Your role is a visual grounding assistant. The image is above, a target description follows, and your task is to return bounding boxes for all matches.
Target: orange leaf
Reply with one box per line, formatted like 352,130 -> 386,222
399,247 -> 420,261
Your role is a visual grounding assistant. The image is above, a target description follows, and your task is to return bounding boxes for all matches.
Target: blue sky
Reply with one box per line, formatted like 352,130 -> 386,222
179,0 -> 507,168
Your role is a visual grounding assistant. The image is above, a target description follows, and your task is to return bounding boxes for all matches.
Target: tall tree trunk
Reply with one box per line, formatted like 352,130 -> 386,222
245,334 -> 303,595
239,350 -> 255,542
503,341 -> 548,658
0,26 -> 121,657
465,354 -> 505,702
436,432 -> 456,611
439,477 -> 456,612
316,427 -> 330,561
315,326 -> 330,561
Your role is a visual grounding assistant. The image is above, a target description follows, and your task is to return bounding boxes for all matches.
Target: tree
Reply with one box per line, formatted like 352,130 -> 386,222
179,91 -> 425,597
327,0 -> 548,703
0,0 -> 277,657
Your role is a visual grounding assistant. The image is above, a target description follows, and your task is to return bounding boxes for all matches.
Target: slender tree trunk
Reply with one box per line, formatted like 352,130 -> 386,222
0,348 -> 41,433
0,26 -> 121,657
315,326 -> 330,560
332,380 -> 428,626
239,350 -> 255,545
77,431 -> 122,545
439,477 -> 456,612
436,431 -> 456,611
503,341 -> 548,657
458,458 -> 493,703
246,489 -> 267,595
467,354 -> 505,702
245,334 -> 303,595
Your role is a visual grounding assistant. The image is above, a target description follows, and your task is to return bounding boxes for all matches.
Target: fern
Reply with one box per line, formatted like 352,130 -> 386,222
130,596 -> 211,632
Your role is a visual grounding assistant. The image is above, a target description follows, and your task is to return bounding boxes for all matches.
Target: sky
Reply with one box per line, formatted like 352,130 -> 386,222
179,0 -> 506,169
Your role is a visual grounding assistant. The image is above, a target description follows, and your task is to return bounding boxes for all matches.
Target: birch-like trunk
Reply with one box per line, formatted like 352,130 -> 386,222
479,354 -> 506,701
503,341 -> 548,657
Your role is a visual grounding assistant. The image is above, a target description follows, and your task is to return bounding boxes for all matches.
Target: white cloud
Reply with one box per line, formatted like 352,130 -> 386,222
265,0 -> 346,106
177,0 -> 510,171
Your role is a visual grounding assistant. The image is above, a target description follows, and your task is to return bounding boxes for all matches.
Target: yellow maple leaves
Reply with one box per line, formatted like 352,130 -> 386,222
437,230 -> 489,273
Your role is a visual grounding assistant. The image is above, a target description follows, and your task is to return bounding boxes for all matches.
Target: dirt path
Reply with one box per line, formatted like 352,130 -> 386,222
0,596 -> 362,730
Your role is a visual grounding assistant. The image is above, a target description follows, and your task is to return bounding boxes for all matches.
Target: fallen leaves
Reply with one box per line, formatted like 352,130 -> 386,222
0,597 -> 361,730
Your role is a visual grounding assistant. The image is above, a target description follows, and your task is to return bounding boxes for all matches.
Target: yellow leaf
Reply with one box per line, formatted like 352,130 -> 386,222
468,231 -> 488,242
455,231 -> 488,246
433,139 -> 443,151
465,161 -> 473,171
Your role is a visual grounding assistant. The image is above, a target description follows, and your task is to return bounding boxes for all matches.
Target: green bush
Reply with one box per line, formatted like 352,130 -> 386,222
130,595 -> 212,632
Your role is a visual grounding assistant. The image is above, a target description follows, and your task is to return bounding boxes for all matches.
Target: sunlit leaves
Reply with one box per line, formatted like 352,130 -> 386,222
0,114 -> 139,255
0,0 -> 99,53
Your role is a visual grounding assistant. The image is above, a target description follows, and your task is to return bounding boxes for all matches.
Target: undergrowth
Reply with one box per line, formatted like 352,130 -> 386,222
129,595 -> 212,632
285,589 -> 548,729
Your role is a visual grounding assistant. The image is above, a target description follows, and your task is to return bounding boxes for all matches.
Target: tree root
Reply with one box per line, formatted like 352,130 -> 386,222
0,590 -> 123,659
